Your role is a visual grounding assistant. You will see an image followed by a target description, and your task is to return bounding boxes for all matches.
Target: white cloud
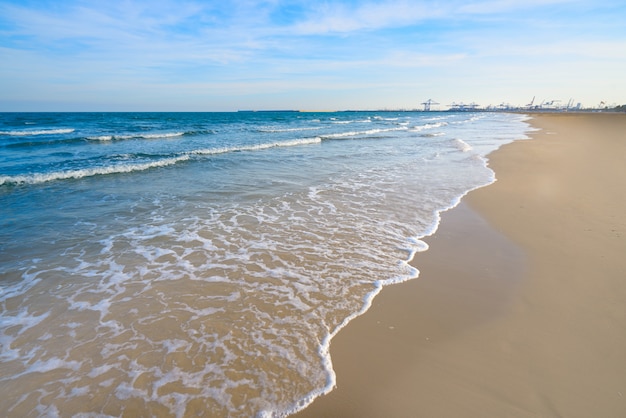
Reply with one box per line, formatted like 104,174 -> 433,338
458,0 -> 578,15
1,0 -> 624,110
288,1 -> 445,35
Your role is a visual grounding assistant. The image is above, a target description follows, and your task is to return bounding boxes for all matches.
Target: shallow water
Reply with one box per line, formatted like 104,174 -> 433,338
0,111 -> 529,416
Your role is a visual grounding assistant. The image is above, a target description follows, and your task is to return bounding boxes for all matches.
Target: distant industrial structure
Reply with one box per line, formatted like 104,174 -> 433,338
416,97 -> 610,112
517,97 -> 582,111
420,99 -> 439,111
447,102 -> 480,111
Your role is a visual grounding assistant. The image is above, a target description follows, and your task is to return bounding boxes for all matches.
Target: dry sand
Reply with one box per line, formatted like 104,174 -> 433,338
296,113 -> 626,417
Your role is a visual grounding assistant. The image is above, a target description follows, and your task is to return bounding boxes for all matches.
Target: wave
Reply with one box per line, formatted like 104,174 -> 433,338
419,132 -> 445,137
1,137 -> 321,186
449,114 -> 485,125
190,137 -> 322,156
321,127 -> 407,139
256,127 -> 322,133
330,119 -> 371,124
4,131 -> 206,149
87,132 -> 187,141
0,156 -> 190,186
452,138 -> 473,152
411,122 -> 448,131
0,128 -> 75,136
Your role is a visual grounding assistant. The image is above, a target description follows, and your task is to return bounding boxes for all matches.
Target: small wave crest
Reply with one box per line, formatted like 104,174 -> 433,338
87,132 -> 186,141
321,127 -> 407,139
257,126 -> 322,133
412,122 -> 448,131
0,156 -> 189,186
190,137 -> 321,156
419,132 -> 445,138
331,118 -> 371,124
452,138 -> 473,152
1,137 -> 320,186
0,128 -> 75,136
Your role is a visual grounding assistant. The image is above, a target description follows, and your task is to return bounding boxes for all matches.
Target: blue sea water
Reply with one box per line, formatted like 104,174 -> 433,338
0,111 -> 530,417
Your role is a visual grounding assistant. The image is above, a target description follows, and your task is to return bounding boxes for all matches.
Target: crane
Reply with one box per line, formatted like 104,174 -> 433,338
421,99 -> 439,111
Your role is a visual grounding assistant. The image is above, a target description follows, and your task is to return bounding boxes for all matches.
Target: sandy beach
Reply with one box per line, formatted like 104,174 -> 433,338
296,112 -> 626,417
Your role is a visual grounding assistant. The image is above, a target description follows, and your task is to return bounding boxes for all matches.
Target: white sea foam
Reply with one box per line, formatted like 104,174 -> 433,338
452,138 -> 473,152
28,358 -> 82,374
87,132 -> 185,141
257,126 -> 322,133
137,132 -> 185,139
190,137 -> 321,155
412,121 -> 448,131
0,155 -> 189,185
87,135 -> 114,141
321,127 -> 407,139
331,118 -> 371,124
0,128 -> 75,136
0,308 -> 50,362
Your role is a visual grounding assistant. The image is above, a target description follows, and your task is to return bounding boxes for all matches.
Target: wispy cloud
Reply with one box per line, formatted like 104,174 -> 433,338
458,0 -> 578,14
0,0 -> 624,110
287,1 -> 445,35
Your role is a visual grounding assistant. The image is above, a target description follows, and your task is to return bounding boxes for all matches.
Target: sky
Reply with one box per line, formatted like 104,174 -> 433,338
1,0 -> 625,111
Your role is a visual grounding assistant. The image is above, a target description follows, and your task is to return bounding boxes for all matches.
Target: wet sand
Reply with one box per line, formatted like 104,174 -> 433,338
296,113 -> 626,417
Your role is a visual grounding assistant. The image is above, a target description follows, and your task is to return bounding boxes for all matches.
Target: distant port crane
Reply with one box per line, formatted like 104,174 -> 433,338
421,99 -> 439,111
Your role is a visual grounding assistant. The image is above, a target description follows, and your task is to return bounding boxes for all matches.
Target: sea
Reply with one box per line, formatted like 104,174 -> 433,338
0,111 -> 530,417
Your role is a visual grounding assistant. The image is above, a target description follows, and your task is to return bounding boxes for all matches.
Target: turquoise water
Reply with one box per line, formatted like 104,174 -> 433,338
0,111 -> 530,417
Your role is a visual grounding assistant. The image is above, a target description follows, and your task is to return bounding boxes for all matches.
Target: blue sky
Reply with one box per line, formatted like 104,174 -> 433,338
1,0 -> 625,111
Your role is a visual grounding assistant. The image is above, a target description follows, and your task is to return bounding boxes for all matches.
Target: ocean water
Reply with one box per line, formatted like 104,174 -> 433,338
0,111 -> 530,417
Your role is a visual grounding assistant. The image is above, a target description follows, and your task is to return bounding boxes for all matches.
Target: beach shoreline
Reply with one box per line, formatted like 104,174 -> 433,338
296,112 -> 626,417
